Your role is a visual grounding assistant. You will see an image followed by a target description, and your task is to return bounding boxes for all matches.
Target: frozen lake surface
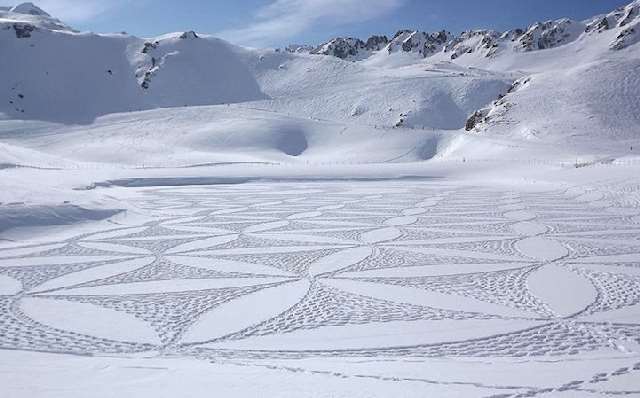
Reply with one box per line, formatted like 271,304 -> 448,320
2,180 -> 640,397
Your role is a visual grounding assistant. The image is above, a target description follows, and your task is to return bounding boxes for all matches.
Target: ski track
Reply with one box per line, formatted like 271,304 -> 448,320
1,180 -> 640,396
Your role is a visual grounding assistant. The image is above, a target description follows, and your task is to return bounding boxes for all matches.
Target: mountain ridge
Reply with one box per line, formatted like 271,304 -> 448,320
288,0 -> 640,60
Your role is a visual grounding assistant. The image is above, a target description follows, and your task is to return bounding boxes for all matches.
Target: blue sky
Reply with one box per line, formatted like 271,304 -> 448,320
34,0 -> 633,47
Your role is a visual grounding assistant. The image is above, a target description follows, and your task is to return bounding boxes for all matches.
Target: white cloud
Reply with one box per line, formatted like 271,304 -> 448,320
218,0 -> 405,47
31,0 -> 131,22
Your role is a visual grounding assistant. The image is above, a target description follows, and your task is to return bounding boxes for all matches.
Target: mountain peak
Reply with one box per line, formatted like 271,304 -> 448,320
9,2 -> 49,16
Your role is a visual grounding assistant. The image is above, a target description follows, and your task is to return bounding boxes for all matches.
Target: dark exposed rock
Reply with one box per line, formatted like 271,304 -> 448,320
278,1 -> 639,61
285,44 -> 314,53
179,31 -> 198,39
141,71 -> 153,90
364,35 -> 389,51
9,2 -> 49,16
507,77 -> 531,94
394,113 -> 407,128
501,28 -> 525,41
388,30 -> 451,58
12,23 -> 35,38
465,110 -> 488,131
585,0 -> 640,49
142,41 -> 158,54
618,5 -> 637,27
392,29 -> 413,40
611,25 -> 638,50
585,17 -> 610,33
517,19 -> 583,51
312,37 -> 366,59
444,30 -> 500,59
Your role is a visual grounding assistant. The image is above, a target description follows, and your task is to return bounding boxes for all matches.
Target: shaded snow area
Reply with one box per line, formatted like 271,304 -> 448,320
1,1 -> 640,397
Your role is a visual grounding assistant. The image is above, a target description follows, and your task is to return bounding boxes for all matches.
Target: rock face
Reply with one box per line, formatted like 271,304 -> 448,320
312,37 -> 366,59
298,1 -> 640,61
586,1 -> 640,31
585,0 -> 640,50
285,44 -> 314,54
465,109 -> 489,131
142,41 -> 159,54
1,2 -> 73,32
364,35 -> 389,51
500,29 -> 525,41
387,30 -> 451,57
465,76 -> 531,133
617,1 -> 639,27
611,24 -> 639,50
11,23 -> 35,38
9,2 -> 49,16
516,19 -> 584,51
179,31 -> 198,40
444,30 -> 500,59
311,35 -> 389,59
585,17 -> 610,33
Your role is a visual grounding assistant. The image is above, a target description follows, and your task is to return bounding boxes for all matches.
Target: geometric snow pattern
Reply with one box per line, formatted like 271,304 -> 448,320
2,180 -> 640,396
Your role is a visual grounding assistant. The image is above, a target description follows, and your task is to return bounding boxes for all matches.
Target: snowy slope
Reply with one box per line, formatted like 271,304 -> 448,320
0,6 -> 265,123
239,49 -> 512,130
0,105 -> 446,167
1,0 -> 638,146
447,17 -> 640,155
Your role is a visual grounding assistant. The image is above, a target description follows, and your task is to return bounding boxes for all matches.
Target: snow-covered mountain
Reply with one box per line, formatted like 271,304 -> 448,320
0,0 -> 639,161
1,4 -> 266,123
305,35 -> 388,60
306,1 -> 639,62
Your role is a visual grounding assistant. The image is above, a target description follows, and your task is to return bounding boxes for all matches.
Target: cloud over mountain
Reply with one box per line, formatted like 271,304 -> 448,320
218,0 -> 406,47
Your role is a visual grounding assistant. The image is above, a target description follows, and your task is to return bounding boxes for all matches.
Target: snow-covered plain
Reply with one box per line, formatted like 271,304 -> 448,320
2,1 -> 640,397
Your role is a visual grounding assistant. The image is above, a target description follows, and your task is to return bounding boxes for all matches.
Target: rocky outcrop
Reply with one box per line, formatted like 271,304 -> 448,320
585,17 -> 610,33
387,30 -> 451,57
585,0 -> 640,50
444,30 -> 500,59
140,41 -> 160,89
500,29 -> 525,41
179,31 -> 198,39
299,2 -> 640,63
618,2 -> 639,27
311,35 -> 389,59
285,44 -> 314,53
312,37 -> 366,59
465,76 -> 530,132
465,109 -> 489,131
10,23 -> 35,38
0,3 -> 72,32
9,2 -> 49,16
365,35 -> 389,51
309,30 -> 451,60
142,41 -> 159,54
611,23 -> 639,50
507,76 -> 532,94
516,19 -> 584,51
